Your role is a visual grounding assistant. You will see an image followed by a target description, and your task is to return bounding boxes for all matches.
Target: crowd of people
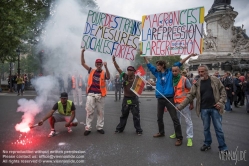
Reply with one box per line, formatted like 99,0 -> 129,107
213,70 -> 249,113
7,73 -> 31,95
13,49 -> 247,155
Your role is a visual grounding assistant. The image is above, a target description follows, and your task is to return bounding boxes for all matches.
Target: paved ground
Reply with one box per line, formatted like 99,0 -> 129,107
0,91 -> 249,166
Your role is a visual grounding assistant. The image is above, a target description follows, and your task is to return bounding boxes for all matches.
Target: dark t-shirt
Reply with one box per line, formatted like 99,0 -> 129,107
115,77 -> 122,89
52,102 -> 76,114
122,73 -> 136,97
200,77 -> 216,109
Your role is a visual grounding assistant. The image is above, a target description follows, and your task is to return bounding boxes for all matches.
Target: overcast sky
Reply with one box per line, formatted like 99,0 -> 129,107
96,0 -> 249,34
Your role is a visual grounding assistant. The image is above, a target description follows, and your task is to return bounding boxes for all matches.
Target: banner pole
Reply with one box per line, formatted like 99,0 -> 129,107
138,75 -> 191,122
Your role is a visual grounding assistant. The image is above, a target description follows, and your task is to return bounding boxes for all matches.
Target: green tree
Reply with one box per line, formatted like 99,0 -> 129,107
132,53 -> 181,69
0,0 -> 98,88
0,0 -> 51,63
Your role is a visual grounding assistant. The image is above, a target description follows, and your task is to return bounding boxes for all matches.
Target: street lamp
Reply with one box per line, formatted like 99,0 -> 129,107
16,48 -> 21,75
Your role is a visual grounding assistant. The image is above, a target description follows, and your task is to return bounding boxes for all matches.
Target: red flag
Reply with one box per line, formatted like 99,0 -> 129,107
135,65 -> 145,76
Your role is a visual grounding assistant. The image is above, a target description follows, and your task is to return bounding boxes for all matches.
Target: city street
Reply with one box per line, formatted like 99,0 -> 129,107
0,91 -> 248,166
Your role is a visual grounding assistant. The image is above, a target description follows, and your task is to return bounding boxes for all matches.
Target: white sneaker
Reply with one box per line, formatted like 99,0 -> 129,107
67,127 -> 72,133
48,130 -> 56,137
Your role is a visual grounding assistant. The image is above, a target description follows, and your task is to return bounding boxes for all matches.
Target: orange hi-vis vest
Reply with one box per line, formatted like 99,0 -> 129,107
174,76 -> 190,104
87,69 -> 107,97
72,75 -> 83,88
72,76 -> 76,89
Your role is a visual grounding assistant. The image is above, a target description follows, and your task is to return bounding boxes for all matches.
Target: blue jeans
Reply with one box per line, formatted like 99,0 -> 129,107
201,109 -> 228,151
225,98 -> 232,111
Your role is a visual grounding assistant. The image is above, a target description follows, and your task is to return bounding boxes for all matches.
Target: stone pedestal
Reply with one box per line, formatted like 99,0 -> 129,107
188,3 -> 249,76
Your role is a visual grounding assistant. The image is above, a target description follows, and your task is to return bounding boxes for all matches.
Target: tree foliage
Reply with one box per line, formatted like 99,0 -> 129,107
0,0 -> 51,63
0,0 -> 98,66
132,53 -> 181,69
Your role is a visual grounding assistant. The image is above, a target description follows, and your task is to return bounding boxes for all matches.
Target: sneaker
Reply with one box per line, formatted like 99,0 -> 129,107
48,130 -> 56,138
137,132 -> 142,136
187,138 -> 193,147
175,139 -> 182,146
200,144 -> 211,151
67,127 -> 72,133
97,129 -> 105,134
84,130 -> 91,136
169,133 -> 176,139
115,130 -> 122,134
153,133 -> 165,137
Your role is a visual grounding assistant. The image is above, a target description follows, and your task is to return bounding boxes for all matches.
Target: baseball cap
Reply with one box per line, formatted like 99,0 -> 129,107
95,59 -> 103,63
127,66 -> 136,71
60,92 -> 68,98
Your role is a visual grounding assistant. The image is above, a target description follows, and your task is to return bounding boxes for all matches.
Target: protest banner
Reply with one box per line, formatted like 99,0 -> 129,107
130,75 -> 146,97
141,7 -> 204,56
81,10 -> 142,61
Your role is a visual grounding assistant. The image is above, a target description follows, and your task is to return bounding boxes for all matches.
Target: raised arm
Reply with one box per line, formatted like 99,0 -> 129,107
180,53 -> 197,64
81,49 -> 90,71
112,56 -> 123,74
104,62 -> 110,80
140,51 -> 150,64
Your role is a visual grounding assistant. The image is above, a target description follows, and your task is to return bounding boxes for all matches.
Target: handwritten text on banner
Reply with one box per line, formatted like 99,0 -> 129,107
81,10 -> 142,61
141,7 -> 204,56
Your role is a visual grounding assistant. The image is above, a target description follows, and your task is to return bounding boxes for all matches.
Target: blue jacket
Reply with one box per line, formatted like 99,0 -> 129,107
147,62 -> 182,98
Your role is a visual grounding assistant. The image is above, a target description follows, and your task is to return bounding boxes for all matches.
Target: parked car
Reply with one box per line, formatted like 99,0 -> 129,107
144,79 -> 156,91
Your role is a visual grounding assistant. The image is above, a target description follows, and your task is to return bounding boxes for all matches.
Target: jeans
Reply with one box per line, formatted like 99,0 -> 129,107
176,104 -> 193,139
115,87 -> 121,101
157,98 -> 183,139
246,94 -> 249,112
225,98 -> 232,111
17,84 -> 23,94
201,109 -> 228,151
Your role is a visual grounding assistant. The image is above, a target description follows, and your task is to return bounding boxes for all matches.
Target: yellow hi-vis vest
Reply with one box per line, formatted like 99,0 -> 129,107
58,100 -> 73,116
